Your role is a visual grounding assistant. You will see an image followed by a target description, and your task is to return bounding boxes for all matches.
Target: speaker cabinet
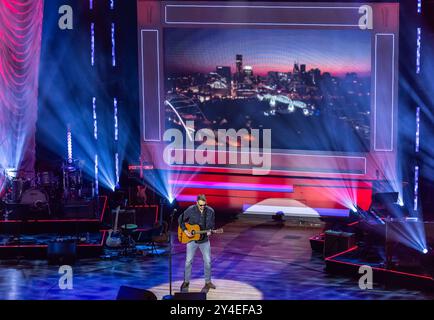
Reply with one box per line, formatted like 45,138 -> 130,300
173,292 -> 207,300
324,230 -> 356,258
116,286 -> 157,300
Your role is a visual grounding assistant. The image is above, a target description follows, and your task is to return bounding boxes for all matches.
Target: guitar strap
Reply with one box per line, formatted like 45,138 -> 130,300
181,209 -> 188,234
203,208 -> 208,241
204,207 -> 208,230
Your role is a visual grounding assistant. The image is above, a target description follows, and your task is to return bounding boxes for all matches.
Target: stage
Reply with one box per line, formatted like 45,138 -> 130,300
1,0 -> 434,306
0,215 -> 432,300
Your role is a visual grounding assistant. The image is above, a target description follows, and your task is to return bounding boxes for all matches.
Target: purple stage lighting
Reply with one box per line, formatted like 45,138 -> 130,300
111,23 -> 116,67
67,125 -> 73,163
91,23 -> 95,66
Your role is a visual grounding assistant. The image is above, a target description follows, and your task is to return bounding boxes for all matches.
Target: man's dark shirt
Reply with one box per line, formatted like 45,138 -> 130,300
178,204 -> 215,243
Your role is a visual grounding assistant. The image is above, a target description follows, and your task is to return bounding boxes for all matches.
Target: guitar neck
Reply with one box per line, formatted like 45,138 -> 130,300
113,206 -> 120,232
195,229 -> 217,234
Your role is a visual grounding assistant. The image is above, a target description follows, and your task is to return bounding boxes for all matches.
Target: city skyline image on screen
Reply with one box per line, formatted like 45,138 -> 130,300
164,28 -> 371,153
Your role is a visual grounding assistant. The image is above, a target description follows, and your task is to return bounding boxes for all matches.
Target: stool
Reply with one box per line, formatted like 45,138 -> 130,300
120,223 -> 138,256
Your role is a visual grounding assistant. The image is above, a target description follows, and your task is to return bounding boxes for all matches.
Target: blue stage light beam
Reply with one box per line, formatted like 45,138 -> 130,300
38,6 -> 124,193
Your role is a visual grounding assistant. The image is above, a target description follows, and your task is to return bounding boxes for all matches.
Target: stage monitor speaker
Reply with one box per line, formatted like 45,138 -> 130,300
47,241 -> 77,265
324,230 -> 356,258
116,286 -> 157,300
173,292 -> 207,300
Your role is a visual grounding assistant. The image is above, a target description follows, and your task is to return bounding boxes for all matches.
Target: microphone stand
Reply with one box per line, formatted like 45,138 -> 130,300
163,208 -> 177,300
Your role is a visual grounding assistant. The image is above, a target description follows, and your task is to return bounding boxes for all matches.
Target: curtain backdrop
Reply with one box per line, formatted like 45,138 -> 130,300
0,0 -> 44,178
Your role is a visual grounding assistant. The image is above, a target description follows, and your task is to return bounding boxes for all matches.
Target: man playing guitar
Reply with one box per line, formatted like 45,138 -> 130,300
178,194 -> 216,293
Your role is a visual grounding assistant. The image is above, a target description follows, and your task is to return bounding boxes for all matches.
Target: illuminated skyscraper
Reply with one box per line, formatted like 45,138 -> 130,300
235,54 -> 244,84
243,65 -> 253,77
216,66 -> 231,82
236,54 -> 243,74
293,62 -> 300,74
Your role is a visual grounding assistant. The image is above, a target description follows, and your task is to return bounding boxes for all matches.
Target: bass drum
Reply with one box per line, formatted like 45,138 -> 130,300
21,188 -> 49,209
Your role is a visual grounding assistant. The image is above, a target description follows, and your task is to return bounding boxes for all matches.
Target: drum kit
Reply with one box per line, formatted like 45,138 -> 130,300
1,170 -> 55,214
1,163 -> 84,216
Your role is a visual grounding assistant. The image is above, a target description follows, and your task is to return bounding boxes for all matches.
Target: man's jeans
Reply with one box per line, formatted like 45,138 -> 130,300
184,240 -> 211,283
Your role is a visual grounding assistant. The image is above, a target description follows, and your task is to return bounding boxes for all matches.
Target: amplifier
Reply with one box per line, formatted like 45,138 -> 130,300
324,230 -> 356,258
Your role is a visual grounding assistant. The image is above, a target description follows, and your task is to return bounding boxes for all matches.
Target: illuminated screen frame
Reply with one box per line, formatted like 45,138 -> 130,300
137,1 -> 399,179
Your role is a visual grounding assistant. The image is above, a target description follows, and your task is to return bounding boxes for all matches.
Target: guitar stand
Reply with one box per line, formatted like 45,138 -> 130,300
118,230 -> 137,259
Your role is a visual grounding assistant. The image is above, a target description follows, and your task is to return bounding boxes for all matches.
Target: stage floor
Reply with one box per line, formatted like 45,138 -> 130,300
0,215 -> 433,300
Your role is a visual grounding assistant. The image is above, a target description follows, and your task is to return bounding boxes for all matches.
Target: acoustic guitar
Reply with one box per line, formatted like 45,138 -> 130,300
178,223 -> 223,244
